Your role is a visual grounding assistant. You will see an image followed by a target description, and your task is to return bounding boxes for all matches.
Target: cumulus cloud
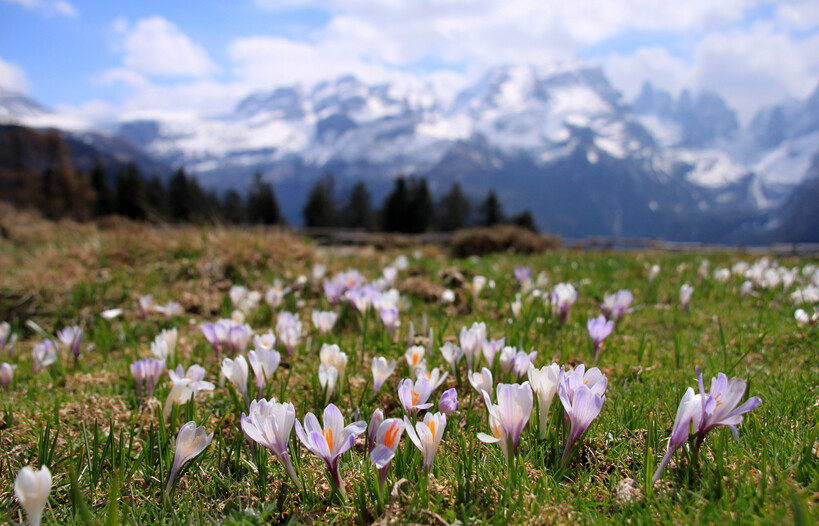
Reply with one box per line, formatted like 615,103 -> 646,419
0,57 -> 29,93
604,23 -> 819,122
112,16 -> 217,77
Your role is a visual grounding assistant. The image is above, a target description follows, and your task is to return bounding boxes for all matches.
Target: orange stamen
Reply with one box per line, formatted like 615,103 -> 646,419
385,424 -> 400,449
324,427 -> 334,451
411,390 -> 420,405
428,420 -> 436,437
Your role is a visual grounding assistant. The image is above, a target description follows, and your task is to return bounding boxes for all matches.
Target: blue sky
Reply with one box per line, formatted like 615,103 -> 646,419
1,0 -> 817,125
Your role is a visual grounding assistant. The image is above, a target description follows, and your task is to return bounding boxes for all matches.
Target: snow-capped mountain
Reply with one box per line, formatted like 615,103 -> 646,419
2,63 -> 817,241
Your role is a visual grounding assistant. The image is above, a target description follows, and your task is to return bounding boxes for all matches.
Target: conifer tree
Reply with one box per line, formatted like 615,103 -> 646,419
90,162 -> 115,217
436,182 -> 471,231
247,172 -> 282,225
303,174 -> 337,228
341,180 -> 374,230
477,189 -> 506,227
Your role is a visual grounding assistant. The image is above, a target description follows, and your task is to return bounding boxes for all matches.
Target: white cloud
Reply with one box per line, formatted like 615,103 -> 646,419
0,57 -> 29,93
113,16 -> 216,77
2,0 -> 78,18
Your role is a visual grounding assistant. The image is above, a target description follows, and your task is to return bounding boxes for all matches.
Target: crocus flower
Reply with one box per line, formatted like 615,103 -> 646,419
265,279 -> 291,308
295,403 -> 367,496
652,386 -> 703,484
320,343 -> 348,387
398,377 -> 434,415
551,283 -> 578,323
511,295 -> 523,318
253,330 -> 277,351
459,322 -> 487,371
499,346 -> 516,375
440,342 -> 464,374
694,367 -> 762,450
403,412 -> 447,472
514,267 -> 531,285
484,383 -> 533,456
648,264 -> 660,281
165,421 -> 213,495
441,289 -> 456,303
312,310 -> 338,334
380,306 -> 400,335
368,409 -> 384,452
241,398 -> 301,489
222,355 -> 250,404
512,350 -> 538,380
319,364 -> 338,403
559,383 -> 605,464
156,301 -> 182,321
130,358 -> 166,399
1,362 -> 16,390
438,388 -> 458,416
151,328 -> 178,362
32,339 -> 57,374
587,315 -> 615,363
164,365 -> 215,419
405,345 -> 425,370
137,295 -> 153,319
370,418 -> 405,494
600,289 -> 633,320
277,312 -> 303,355
714,268 -> 731,282
472,275 -> 487,296
560,364 -> 608,405
57,325 -> 83,362
417,365 -> 448,392
100,308 -> 123,320
14,465 -> 51,526
372,357 -> 397,394
0,321 -> 11,350
248,348 -> 281,398
477,400 -> 509,463
482,337 -> 505,367
323,280 -> 346,306
228,323 -> 253,354
528,363 -> 560,439
795,309 -> 811,326
740,280 -> 753,298
680,283 -> 694,309
468,367 -> 494,400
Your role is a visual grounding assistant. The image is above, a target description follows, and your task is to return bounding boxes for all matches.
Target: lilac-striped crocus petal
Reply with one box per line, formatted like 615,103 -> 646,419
438,388 -> 458,416
652,387 -> 703,484
496,382 -> 533,454
560,383 -> 604,464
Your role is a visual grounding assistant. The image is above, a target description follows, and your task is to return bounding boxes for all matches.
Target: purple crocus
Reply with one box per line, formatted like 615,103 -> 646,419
379,306 -> 400,335
438,388 -> 459,416
130,357 -> 166,399
652,367 -> 761,483
482,337 -> 505,368
294,403 -> 366,497
370,418 -> 405,495
241,399 -> 302,489
652,386 -> 703,484
694,367 -> 762,449
367,409 -> 384,453
323,280 -> 346,306
601,289 -> 633,320
57,325 -> 83,362
587,315 -> 615,364
559,382 -> 605,465
514,267 -> 532,285
551,283 -> 578,323
459,322 -> 487,371
398,377 -> 434,415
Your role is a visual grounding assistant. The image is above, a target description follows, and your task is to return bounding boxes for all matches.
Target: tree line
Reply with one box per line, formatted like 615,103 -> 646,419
302,174 -> 537,232
0,125 -> 536,232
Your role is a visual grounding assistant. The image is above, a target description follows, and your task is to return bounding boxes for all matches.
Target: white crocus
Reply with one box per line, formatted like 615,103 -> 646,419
440,342 -> 464,374
165,421 -> 213,495
151,328 -> 178,362
319,364 -> 339,403
468,367 -> 494,400
320,344 -> 348,386
14,466 -> 52,526
459,322 -> 487,371
528,363 -> 560,438
221,356 -> 250,403
405,345 -> 426,370
312,310 -> 338,334
372,357 -> 397,394
403,412 -> 447,471
680,283 -> 695,308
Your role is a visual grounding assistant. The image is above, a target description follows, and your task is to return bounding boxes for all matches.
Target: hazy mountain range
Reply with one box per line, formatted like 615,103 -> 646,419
2,62 -> 818,242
